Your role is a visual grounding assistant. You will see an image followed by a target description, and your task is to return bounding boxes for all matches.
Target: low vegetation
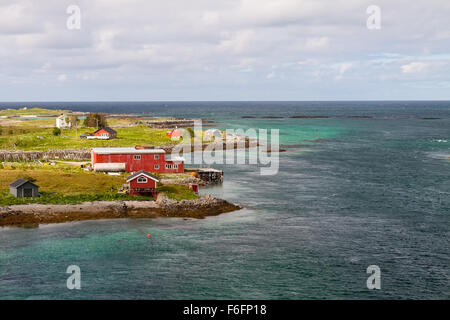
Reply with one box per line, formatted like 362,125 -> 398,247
0,162 -> 198,206
0,108 -> 200,205
0,107 -> 68,116
0,192 -> 153,206
107,117 -> 173,127
0,125 -> 174,151
158,185 -> 199,201
0,108 -> 212,152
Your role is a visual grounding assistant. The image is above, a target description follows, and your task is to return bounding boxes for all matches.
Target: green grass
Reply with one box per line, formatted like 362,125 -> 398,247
0,192 -> 155,206
0,107 -> 67,116
16,118 -> 56,127
107,117 -> 173,126
158,185 -> 199,201
0,165 -> 126,194
0,163 -> 197,205
0,125 -> 176,151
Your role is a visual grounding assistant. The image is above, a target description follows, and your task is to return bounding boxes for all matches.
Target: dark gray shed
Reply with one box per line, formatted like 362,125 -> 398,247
9,179 -> 40,198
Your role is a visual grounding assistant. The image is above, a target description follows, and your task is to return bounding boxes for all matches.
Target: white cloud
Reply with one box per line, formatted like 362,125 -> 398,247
266,71 -> 276,79
78,72 -> 99,81
339,63 -> 352,74
334,62 -> 352,80
218,30 -> 255,54
305,37 -> 329,50
0,0 -> 449,100
401,62 -> 428,73
201,11 -> 220,25
0,3 -> 44,35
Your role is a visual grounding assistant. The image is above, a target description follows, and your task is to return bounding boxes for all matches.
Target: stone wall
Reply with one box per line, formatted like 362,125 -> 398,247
0,149 -> 91,161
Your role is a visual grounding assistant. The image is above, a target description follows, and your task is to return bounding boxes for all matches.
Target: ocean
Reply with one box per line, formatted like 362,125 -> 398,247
0,101 -> 449,299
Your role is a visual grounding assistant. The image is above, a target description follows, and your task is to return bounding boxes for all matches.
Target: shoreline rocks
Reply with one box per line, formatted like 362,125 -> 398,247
160,176 -> 208,186
0,195 -> 242,227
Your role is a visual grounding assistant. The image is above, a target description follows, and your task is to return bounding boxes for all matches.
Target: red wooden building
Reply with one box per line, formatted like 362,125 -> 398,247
126,170 -> 159,197
166,128 -> 181,139
91,147 -> 184,173
93,127 -> 117,139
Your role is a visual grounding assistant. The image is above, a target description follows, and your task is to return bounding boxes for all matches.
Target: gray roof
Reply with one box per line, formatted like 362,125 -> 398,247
126,170 -> 159,182
9,178 -> 39,189
165,156 -> 185,162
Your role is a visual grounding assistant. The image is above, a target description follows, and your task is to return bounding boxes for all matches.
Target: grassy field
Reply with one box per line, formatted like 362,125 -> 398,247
0,125 -> 175,151
0,115 -> 174,129
0,108 -> 200,205
0,107 -> 67,116
0,163 -> 198,206
157,185 -> 199,201
0,118 -> 56,128
0,107 -> 211,151
107,117 -> 173,127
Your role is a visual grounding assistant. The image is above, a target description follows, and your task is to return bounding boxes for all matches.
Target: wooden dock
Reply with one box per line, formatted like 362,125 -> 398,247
185,168 -> 223,184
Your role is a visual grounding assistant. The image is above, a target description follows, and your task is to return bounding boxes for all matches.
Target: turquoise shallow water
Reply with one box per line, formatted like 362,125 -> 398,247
0,101 -> 449,299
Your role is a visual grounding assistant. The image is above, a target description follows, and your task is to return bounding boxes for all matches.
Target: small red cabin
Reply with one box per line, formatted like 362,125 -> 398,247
94,127 -> 117,139
126,170 -> 159,197
166,128 -> 181,139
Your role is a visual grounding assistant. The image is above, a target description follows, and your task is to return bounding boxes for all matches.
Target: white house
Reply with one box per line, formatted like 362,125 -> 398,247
56,114 -> 71,128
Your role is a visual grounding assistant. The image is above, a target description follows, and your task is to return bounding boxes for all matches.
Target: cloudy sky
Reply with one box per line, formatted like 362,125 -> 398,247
1,0 -> 449,101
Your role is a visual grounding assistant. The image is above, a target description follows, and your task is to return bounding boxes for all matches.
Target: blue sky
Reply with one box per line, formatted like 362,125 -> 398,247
0,0 -> 449,101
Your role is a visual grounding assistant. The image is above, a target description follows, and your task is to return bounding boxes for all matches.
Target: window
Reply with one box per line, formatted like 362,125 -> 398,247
154,164 -> 159,170
137,177 -> 148,183
174,164 -> 178,169
165,164 -> 172,169
154,155 -> 160,160
101,133 -> 108,137
134,155 -> 141,160
23,188 -> 33,197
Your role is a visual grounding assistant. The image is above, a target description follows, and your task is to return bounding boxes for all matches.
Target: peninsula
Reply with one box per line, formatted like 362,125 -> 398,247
0,107 -> 241,227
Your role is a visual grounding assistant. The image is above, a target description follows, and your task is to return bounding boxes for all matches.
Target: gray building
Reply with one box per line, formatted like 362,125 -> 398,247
9,179 -> 40,198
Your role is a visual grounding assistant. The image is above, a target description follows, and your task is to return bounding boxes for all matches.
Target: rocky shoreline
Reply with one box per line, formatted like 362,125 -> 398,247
0,194 -> 241,227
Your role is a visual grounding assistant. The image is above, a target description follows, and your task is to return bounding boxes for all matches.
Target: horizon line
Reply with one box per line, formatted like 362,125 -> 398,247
0,99 -> 449,103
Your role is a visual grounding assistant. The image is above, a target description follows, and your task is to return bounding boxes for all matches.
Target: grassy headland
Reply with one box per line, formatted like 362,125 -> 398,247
0,162 -> 198,206
0,107 -> 221,152
0,125 -> 174,151
0,107 -> 68,116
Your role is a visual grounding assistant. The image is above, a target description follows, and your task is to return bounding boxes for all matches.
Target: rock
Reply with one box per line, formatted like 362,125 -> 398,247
160,176 -> 207,186
155,193 -> 177,207
1,194 -> 242,226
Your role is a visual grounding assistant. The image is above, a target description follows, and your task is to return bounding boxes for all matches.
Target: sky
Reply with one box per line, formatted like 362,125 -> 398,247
0,0 -> 449,101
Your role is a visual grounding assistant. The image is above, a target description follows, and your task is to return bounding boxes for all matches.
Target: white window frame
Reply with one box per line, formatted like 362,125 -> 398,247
134,155 -> 141,160
165,164 -> 172,169
101,133 -> 108,137
137,177 -> 148,183
154,155 -> 160,160
154,164 -> 159,170
174,164 -> 178,169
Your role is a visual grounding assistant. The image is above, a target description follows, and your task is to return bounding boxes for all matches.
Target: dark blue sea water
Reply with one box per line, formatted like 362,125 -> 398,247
0,101 -> 449,299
